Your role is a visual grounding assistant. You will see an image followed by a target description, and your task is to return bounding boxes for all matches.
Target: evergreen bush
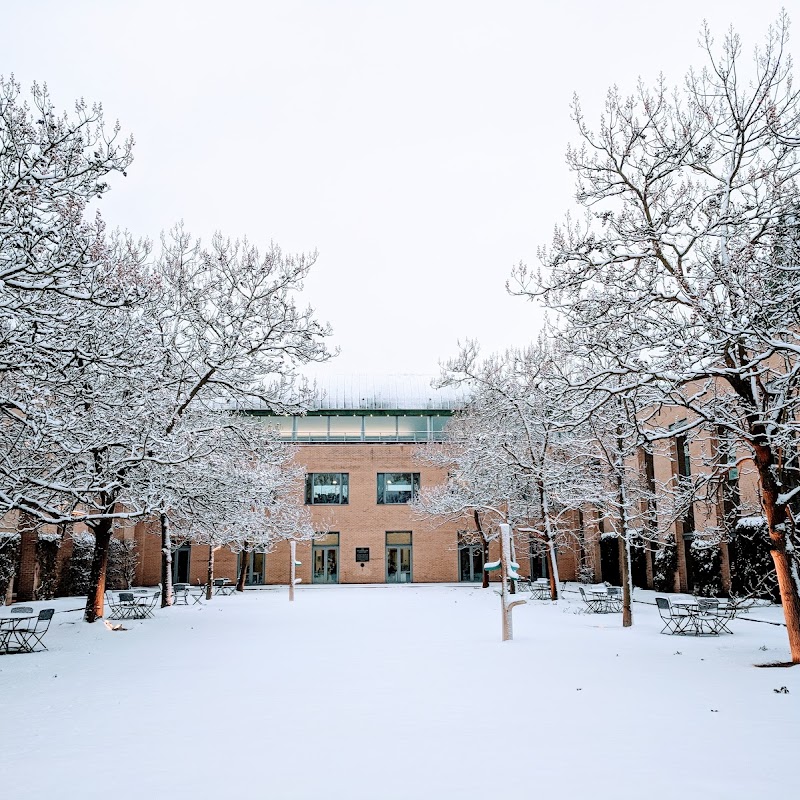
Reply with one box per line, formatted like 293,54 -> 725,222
653,534 -> 678,592
58,532 -> 95,596
688,540 -> 723,597
35,533 -> 62,600
0,533 -> 21,603
729,518 -> 781,602
107,538 -> 139,589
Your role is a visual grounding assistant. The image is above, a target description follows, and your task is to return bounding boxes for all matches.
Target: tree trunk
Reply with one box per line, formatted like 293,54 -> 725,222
236,542 -> 249,592
160,513 -> 174,608
206,546 -> 215,600
289,540 -> 296,602
619,536 -> 633,627
84,518 -> 113,622
475,511 -> 490,588
753,444 -> 800,663
615,460 -> 633,628
546,537 -> 559,600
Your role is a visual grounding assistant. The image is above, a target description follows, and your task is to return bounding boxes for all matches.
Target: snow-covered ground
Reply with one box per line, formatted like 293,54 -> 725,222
1,585 -> 797,799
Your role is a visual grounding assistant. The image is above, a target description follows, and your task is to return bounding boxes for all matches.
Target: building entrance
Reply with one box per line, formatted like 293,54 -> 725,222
172,544 -> 191,584
313,547 -> 338,583
459,543 -> 483,582
386,532 -> 412,583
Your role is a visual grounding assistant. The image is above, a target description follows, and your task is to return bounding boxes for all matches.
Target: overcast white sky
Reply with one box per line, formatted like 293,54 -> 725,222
3,1 -> 794,380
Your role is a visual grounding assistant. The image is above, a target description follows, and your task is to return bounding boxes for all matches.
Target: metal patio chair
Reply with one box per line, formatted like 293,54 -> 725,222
140,589 -> 160,618
655,597 -> 693,634
606,586 -> 623,612
694,598 -> 726,635
579,586 -> 609,613
15,608 -> 55,652
172,583 -> 190,605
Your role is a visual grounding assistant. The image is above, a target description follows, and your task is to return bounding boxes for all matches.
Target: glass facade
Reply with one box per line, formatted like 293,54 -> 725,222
377,473 -> 420,504
305,473 -> 349,505
252,413 -> 450,442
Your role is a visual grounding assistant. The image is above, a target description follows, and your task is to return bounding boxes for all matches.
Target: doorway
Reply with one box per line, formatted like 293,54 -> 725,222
386,532 -> 412,583
172,544 -> 191,584
238,551 -> 266,585
459,542 -> 483,582
313,532 -> 339,583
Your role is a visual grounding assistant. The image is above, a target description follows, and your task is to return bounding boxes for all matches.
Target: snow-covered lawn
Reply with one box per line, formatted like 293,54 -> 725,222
1,585 -> 798,799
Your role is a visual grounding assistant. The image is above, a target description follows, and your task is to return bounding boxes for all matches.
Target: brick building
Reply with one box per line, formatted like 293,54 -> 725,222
4,376 -> 771,600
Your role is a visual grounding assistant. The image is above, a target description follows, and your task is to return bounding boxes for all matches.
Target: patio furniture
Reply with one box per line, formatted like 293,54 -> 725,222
606,586 -> 623,612
213,578 -> 235,596
580,586 -> 611,613
713,600 -> 738,634
531,578 -> 551,600
172,583 -> 190,605
107,591 -> 146,620
1,608 -> 55,653
138,590 -> 161,618
656,597 -> 694,634
188,586 -> 206,604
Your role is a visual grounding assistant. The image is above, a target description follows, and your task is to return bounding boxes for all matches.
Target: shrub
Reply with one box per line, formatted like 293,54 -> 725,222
35,533 -> 62,600
688,540 -> 723,597
58,532 -> 95,596
729,517 -> 781,602
0,533 -> 21,603
653,534 -> 678,592
107,538 -> 139,589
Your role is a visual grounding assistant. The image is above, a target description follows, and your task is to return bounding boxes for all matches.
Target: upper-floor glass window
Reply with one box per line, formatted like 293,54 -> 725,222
377,472 -> 420,504
305,473 -> 349,505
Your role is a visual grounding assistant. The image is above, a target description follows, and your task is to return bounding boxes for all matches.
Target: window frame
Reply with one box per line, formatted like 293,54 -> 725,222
376,472 -> 420,504
304,473 -> 349,505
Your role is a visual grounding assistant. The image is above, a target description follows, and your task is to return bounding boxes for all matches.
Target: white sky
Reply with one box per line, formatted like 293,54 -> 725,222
3,1 -> 794,380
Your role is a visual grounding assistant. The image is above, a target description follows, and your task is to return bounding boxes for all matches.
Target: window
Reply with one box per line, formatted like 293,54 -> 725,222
305,473 -> 349,505
377,473 -> 420,504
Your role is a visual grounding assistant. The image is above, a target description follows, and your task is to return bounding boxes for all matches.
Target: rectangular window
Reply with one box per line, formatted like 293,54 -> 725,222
295,416 -> 329,440
396,416 -> 427,441
328,416 -> 363,440
377,472 -> 420,504
305,473 -> 349,505
314,532 -> 340,546
386,531 -> 412,545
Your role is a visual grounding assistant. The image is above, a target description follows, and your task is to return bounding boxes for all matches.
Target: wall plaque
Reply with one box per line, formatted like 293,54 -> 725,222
355,547 -> 370,562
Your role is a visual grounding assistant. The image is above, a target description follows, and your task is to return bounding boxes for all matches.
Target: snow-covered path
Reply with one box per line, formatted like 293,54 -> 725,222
1,585 -> 797,799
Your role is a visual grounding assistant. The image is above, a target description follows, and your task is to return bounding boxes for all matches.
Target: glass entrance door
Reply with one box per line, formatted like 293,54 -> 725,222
313,547 -> 339,583
386,546 -> 412,583
238,551 -> 266,585
172,544 -> 191,584
459,544 -> 483,582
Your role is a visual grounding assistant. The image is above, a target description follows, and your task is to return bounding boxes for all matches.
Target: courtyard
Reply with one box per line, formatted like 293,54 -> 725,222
0,585 -> 797,799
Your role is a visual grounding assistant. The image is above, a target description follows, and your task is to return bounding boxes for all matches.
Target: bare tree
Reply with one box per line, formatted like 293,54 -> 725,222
517,15 -> 800,659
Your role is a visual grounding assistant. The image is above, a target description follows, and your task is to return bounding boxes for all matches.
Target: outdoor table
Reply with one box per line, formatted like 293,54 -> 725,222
531,580 -> 550,600
213,579 -> 236,596
672,600 -> 721,635
0,614 -> 37,654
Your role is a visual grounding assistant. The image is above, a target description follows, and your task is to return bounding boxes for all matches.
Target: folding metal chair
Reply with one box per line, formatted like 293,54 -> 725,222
695,598 -> 725,635
16,608 -> 55,652
656,597 -> 692,634
172,583 -> 190,605
580,586 -> 608,613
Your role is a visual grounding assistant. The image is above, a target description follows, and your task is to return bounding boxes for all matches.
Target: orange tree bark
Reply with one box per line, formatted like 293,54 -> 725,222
84,517 -> 113,622
752,441 -> 800,663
